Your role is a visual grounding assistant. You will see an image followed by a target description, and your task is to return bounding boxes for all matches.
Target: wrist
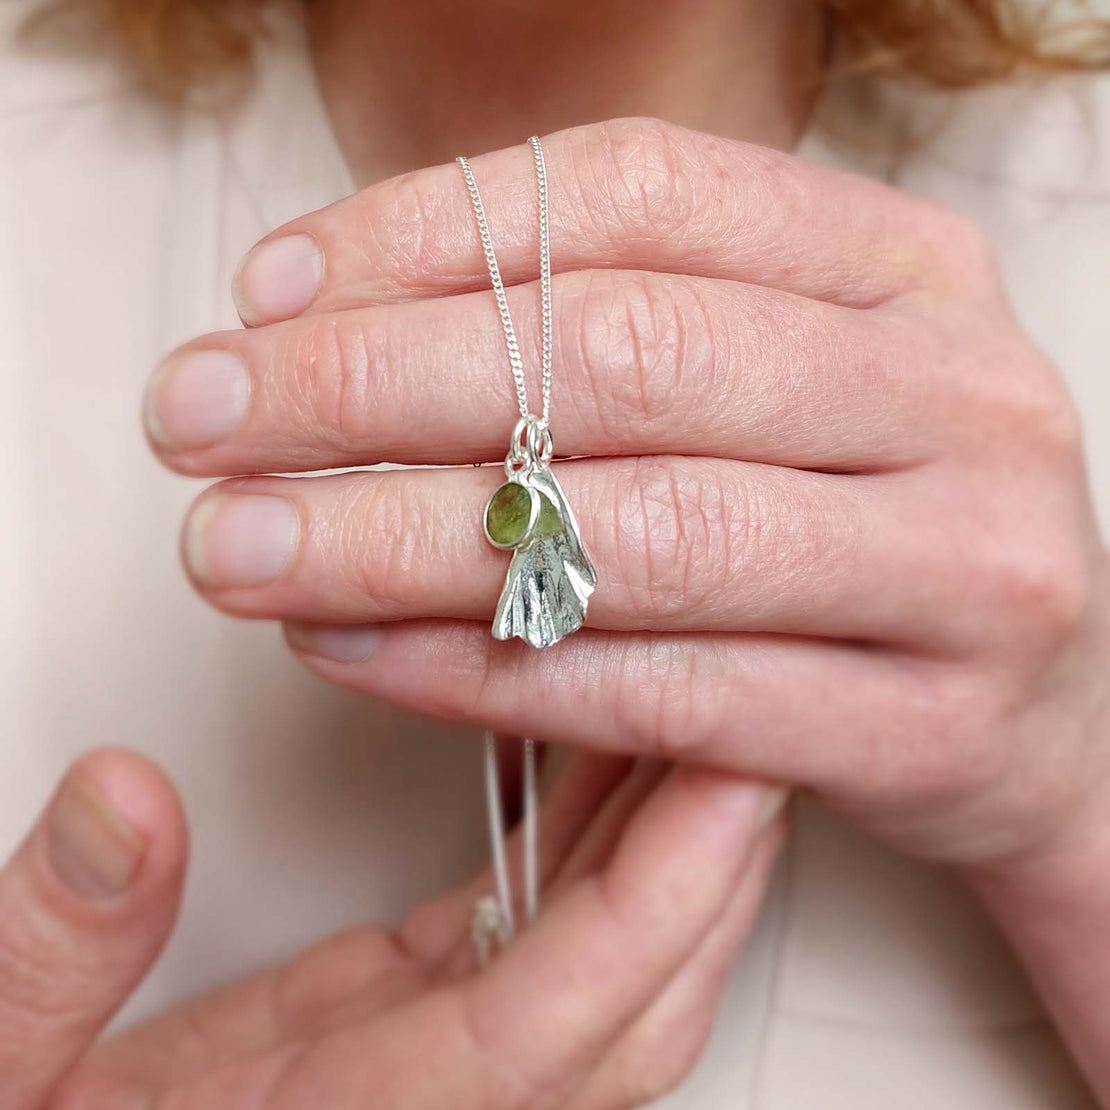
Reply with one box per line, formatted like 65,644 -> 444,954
964,784 -> 1110,1105
971,555 -> 1110,910
963,701 -> 1110,1105
967,786 -> 1110,923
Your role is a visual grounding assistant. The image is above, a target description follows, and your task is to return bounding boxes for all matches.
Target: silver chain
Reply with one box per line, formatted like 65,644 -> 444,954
457,136 -> 553,430
459,140 -> 553,958
534,137 -> 553,427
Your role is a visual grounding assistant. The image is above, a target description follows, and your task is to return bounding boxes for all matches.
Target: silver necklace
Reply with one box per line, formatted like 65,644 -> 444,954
458,137 -> 553,431
458,138 -> 597,652
458,137 -> 598,960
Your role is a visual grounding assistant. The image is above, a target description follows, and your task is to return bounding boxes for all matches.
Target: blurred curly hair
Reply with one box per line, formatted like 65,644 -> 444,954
21,0 -> 1110,104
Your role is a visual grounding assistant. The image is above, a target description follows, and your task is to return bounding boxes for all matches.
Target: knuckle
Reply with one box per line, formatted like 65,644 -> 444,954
0,920 -> 90,1026
572,272 -> 710,435
964,524 -> 1090,662
615,458 -> 739,622
1039,390 -> 1085,463
339,480 -> 420,612
932,681 -> 1010,798
272,926 -> 405,1027
278,315 -> 377,449
581,117 -> 702,241
1000,544 -> 1090,655
949,213 -> 995,273
923,206 -> 1000,289
359,169 -> 446,289
1006,369 -> 1085,463
455,991 -> 543,1110
463,633 -> 512,725
606,635 -> 712,759
870,665 -> 1007,810
936,343 -> 1083,469
613,458 -> 837,631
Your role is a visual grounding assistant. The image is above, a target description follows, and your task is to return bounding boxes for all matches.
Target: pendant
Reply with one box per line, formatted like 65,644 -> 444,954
483,418 -> 597,650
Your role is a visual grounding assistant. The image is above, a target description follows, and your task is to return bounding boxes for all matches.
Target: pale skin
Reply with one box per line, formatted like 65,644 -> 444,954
4,0 -> 1110,1105
0,748 -> 787,1107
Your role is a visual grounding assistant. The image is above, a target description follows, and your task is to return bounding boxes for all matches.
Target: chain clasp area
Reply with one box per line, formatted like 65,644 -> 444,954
504,414 -> 554,480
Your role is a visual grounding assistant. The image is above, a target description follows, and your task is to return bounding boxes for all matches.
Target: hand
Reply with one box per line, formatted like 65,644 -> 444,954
1,748 -> 785,1109
147,116 -> 1108,878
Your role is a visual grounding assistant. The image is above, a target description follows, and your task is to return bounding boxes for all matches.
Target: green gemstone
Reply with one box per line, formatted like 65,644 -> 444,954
534,490 -> 564,537
485,482 -> 535,547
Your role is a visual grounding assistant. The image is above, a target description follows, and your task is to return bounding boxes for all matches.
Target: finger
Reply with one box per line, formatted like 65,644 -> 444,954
402,751 -> 633,966
86,755 -> 630,1095
548,759 -> 669,891
231,117 -> 961,328
285,619 -> 967,808
434,757 -> 667,983
566,813 -> 787,1110
83,756 -> 632,1101
84,922 -> 425,1095
0,749 -> 186,1110
183,460 -> 961,649
399,780 -> 782,1102
147,270 -> 930,476
255,768 -> 783,1110
421,769 -> 781,1110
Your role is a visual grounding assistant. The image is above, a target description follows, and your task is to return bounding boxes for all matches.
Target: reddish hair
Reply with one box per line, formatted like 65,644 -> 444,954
23,0 -> 1110,103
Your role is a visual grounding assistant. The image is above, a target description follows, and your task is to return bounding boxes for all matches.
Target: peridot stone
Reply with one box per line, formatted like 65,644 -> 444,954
485,482 -> 535,547
534,489 -> 564,537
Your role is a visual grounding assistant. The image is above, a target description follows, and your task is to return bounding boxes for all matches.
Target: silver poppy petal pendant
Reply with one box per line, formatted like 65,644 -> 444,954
484,417 -> 597,650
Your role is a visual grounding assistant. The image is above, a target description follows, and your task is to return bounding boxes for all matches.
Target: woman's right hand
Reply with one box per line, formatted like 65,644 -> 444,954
0,748 -> 784,1109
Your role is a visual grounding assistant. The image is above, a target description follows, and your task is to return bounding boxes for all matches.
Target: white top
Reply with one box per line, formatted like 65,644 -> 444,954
1,3 -> 1107,1106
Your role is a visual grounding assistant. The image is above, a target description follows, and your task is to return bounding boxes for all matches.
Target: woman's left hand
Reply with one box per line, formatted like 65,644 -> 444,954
146,117 -> 1109,881
2,748 -> 785,1110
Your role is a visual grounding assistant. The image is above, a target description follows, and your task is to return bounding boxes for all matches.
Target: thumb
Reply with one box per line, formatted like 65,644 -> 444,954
0,749 -> 187,1108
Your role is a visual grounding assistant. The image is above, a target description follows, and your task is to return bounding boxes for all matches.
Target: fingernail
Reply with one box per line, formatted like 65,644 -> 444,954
46,773 -> 146,900
185,493 -> 300,589
233,233 -> 324,325
757,785 -> 791,830
286,623 -> 383,663
145,349 -> 250,449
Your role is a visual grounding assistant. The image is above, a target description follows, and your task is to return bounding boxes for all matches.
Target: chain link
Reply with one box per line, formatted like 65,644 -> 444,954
457,136 -> 553,430
461,141 -> 560,948
532,136 -> 553,427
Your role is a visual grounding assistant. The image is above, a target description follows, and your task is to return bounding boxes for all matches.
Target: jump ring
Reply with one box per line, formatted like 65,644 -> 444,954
526,420 -> 553,465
